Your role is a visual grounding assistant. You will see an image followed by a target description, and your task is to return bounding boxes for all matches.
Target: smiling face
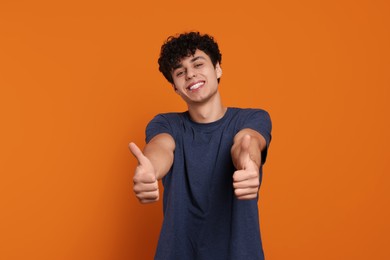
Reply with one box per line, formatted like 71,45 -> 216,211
171,49 -> 222,105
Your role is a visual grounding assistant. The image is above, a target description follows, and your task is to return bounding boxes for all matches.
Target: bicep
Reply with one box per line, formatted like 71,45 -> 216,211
234,128 -> 267,151
147,133 -> 175,152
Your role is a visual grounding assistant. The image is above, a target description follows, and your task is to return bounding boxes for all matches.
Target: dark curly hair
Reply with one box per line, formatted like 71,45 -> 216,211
158,32 -> 222,84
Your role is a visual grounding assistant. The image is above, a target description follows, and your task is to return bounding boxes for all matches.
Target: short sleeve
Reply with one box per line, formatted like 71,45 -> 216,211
145,114 -> 175,143
239,109 -> 272,164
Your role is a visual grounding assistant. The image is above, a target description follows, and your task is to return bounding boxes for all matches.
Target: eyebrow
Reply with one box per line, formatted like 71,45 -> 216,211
173,56 -> 206,70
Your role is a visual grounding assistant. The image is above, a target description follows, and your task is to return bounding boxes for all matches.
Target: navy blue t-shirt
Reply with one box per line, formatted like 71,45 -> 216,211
146,107 -> 272,260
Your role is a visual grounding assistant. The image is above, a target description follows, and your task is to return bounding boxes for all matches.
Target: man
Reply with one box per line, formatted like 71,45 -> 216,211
129,32 -> 272,260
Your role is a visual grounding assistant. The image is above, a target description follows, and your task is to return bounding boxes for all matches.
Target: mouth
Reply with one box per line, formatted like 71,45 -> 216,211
187,81 -> 205,91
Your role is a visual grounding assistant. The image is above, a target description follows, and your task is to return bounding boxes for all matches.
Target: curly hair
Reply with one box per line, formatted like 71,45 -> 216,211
158,32 -> 222,84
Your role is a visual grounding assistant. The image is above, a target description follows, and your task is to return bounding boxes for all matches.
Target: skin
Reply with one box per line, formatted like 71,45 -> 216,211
129,49 -> 267,203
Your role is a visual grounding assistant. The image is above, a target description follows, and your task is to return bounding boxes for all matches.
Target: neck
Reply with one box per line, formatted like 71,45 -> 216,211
187,92 -> 226,123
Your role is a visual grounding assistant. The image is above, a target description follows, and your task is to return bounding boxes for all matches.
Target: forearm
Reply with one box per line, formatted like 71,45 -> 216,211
143,133 -> 175,180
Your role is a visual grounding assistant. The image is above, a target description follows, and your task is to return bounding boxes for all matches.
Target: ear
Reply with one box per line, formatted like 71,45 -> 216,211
215,63 -> 222,79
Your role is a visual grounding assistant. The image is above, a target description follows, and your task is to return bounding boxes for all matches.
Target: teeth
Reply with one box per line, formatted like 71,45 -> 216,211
189,82 -> 204,90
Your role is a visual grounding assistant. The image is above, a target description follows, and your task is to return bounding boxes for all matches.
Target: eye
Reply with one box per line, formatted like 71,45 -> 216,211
176,71 -> 184,77
194,63 -> 203,68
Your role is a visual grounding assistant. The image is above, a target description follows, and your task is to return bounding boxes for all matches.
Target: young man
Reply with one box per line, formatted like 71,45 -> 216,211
129,32 -> 272,260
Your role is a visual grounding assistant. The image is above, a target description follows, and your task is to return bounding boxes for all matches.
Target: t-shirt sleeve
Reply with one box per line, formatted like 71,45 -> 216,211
239,109 -> 272,164
145,114 -> 175,143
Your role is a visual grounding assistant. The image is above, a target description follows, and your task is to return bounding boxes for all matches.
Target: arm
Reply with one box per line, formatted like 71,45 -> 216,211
231,128 -> 267,200
129,133 -> 175,203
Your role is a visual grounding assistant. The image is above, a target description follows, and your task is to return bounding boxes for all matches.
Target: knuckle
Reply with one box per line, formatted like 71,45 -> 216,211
133,182 -> 142,191
250,170 -> 258,178
133,175 -> 141,183
148,175 -> 156,182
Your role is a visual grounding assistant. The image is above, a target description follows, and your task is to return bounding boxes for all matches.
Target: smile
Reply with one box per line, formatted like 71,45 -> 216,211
187,81 -> 205,91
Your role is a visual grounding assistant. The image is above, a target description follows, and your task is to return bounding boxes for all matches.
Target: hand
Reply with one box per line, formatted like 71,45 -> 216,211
129,142 -> 159,204
232,135 -> 260,200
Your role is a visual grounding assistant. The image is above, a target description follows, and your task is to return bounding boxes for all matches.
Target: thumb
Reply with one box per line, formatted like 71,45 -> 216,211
129,142 -> 149,166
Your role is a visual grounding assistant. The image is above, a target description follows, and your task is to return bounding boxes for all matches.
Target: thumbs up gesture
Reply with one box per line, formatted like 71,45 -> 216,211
129,142 -> 159,204
232,134 -> 261,200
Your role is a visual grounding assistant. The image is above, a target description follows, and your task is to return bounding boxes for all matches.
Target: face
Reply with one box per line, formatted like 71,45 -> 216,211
171,49 -> 222,105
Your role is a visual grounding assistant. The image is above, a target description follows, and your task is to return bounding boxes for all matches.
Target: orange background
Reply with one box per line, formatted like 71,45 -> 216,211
0,0 -> 389,259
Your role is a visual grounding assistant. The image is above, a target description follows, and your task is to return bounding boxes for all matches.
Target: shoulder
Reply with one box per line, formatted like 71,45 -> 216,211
146,112 -> 188,142
148,112 -> 186,125
232,107 -> 270,115
228,107 -> 271,122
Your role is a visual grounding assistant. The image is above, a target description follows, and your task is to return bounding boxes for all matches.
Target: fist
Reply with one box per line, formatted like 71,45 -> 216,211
232,135 -> 260,200
129,142 -> 159,204
233,164 -> 260,200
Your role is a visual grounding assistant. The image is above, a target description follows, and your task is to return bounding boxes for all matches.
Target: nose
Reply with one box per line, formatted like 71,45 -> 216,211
185,69 -> 196,80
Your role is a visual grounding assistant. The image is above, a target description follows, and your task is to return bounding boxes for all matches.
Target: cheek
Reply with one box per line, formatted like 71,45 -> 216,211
173,77 -> 184,87
210,72 -> 219,83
